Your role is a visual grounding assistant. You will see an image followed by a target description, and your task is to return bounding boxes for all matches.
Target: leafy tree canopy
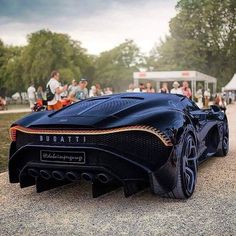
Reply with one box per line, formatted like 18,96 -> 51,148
94,39 -> 145,91
0,30 -> 95,95
22,29 -> 92,86
150,0 -> 236,89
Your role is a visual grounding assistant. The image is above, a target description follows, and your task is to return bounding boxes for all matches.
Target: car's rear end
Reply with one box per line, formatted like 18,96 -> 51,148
9,124 -> 174,197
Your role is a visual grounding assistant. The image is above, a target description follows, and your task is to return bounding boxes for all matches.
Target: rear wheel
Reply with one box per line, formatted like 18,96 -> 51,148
165,133 -> 198,199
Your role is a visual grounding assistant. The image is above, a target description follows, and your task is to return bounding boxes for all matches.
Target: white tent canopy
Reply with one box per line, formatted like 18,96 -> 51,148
133,71 -> 217,97
224,74 -> 236,91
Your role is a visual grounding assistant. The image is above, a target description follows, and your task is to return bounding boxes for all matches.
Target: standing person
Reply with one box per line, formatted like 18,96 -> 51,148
133,83 -> 145,92
89,85 -> 97,97
170,81 -> 183,95
95,83 -> 104,96
60,81 -> 68,98
145,82 -> 155,93
104,87 -> 113,95
46,70 -> 67,111
159,82 -> 169,93
214,93 -> 226,112
36,86 -> 44,100
0,96 -> 7,110
36,86 -> 44,107
181,81 -> 192,99
126,83 -> 134,92
27,82 -> 36,111
68,79 -> 77,94
75,78 -> 89,100
204,88 -> 211,108
195,85 -> 204,108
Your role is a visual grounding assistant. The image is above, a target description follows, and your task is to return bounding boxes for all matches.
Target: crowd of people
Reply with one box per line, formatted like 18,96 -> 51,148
127,81 -> 192,98
24,70 -> 231,112
27,70 -> 113,111
0,69 -> 232,112
126,81 -> 227,109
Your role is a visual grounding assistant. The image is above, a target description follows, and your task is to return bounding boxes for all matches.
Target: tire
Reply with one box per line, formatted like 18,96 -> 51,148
165,133 -> 198,199
215,120 -> 229,157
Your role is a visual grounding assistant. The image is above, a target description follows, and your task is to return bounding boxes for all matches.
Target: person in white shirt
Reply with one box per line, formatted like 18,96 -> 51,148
126,83 -> 134,92
204,88 -> 211,107
170,81 -> 183,95
27,82 -> 36,111
89,85 -> 97,97
133,83 -> 145,92
104,87 -> 113,95
46,70 -> 67,110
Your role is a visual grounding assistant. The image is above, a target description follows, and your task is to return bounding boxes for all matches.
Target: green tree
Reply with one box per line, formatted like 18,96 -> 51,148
3,46 -> 24,94
0,43 -> 24,95
0,40 -> 8,94
150,0 -> 236,88
21,29 -> 93,87
94,39 -> 145,91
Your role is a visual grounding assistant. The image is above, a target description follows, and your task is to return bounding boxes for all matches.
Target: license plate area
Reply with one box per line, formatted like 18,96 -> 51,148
40,150 -> 86,164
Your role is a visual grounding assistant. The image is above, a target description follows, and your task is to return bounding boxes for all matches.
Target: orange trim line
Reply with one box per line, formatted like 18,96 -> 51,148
10,125 -> 173,147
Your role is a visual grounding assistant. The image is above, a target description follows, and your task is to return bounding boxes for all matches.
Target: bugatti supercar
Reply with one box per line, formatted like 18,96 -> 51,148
8,93 -> 229,199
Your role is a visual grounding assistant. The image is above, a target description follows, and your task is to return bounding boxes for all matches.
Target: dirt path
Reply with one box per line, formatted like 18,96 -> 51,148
0,108 -> 31,114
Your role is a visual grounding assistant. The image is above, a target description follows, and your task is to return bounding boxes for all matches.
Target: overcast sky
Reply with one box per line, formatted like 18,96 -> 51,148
0,0 -> 177,54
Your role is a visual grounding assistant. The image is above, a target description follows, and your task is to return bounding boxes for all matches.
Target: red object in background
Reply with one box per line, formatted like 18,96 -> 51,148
36,99 -> 43,106
33,98 -> 71,112
182,71 -> 190,76
61,98 -> 71,107
139,72 -> 146,77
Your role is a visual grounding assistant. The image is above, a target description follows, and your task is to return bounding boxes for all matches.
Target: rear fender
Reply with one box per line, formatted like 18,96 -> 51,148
143,110 -> 194,145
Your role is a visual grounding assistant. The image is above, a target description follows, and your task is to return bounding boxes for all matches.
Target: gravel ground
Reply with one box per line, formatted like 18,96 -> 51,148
0,105 -> 236,235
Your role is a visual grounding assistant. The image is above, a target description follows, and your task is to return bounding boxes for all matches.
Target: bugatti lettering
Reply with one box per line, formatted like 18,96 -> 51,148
39,135 -> 86,143
40,150 -> 86,164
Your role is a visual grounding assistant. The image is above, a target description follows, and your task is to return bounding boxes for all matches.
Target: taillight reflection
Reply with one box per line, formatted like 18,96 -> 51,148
9,127 -> 17,141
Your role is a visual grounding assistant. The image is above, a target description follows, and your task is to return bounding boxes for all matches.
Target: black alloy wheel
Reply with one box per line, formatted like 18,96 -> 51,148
181,134 -> 198,197
165,133 -> 198,199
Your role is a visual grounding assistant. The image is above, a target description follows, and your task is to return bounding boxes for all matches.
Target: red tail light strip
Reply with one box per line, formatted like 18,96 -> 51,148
9,128 -> 17,141
9,125 -> 173,147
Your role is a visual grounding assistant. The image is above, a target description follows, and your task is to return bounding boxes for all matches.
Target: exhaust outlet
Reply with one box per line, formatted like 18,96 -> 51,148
65,171 -> 80,181
52,171 -> 65,181
39,170 -> 51,180
81,173 -> 93,182
97,173 -> 112,184
28,168 -> 39,178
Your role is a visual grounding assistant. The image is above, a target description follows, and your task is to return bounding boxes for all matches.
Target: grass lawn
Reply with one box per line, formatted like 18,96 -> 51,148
0,112 -> 29,173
